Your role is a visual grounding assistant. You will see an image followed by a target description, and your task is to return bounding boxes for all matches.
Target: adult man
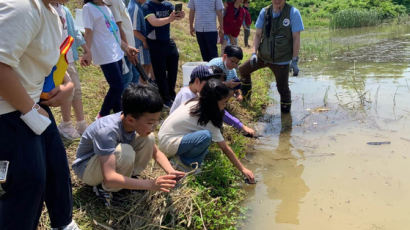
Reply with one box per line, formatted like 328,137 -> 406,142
188,0 -> 224,62
239,0 -> 303,113
0,0 -> 78,229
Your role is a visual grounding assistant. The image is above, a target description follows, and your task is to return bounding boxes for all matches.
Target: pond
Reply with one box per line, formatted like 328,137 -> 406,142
240,23 -> 410,230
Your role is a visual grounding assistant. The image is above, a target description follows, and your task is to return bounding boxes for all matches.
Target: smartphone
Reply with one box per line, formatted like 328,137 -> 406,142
0,161 -> 9,183
175,3 -> 182,12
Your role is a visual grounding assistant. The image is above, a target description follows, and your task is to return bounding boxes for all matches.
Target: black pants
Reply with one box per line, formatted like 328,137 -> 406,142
147,39 -> 179,103
244,28 -> 250,47
100,59 -> 123,116
0,105 -> 73,229
196,31 -> 218,62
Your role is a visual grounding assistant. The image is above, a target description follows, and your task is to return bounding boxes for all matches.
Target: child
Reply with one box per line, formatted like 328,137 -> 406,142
221,0 -> 250,53
158,79 -> 255,183
72,84 -> 185,206
128,0 -> 155,83
242,0 -> 252,48
170,65 -> 255,136
81,0 -> 137,117
52,2 -> 90,140
142,0 -> 185,108
170,65 -> 218,113
207,45 -> 244,101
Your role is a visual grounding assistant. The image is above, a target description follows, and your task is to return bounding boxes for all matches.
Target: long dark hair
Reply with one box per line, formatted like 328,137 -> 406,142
189,79 -> 231,128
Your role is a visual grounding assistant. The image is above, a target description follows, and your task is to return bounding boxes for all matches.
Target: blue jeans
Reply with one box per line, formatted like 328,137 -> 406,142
122,56 -> 140,90
0,105 -> 73,229
176,130 -> 212,166
100,60 -> 123,116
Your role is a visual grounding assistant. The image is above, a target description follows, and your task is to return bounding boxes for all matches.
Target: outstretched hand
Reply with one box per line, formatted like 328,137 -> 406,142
151,174 -> 177,192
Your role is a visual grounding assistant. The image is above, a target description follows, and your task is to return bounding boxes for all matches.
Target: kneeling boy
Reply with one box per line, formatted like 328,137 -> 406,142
72,84 -> 184,205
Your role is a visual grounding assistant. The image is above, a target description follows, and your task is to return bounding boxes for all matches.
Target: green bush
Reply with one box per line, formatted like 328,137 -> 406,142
330,9 -> 382,29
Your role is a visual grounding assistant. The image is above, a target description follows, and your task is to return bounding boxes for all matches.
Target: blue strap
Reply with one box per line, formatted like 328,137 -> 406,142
90,3 -> 120,44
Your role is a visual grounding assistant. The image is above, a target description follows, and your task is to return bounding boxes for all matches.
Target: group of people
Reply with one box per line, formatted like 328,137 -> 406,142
0,0 -> 303,229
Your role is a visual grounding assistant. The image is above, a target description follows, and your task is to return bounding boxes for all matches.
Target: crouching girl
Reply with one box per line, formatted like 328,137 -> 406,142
158,79 -> 255,182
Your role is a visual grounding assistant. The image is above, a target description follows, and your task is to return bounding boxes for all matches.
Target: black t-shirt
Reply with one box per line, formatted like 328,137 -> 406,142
142,1 -> 174,41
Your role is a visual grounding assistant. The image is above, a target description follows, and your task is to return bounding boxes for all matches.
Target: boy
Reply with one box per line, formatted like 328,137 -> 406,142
207,45 -> 244,101
72,84 -> 185,206
170,65 -> 255,136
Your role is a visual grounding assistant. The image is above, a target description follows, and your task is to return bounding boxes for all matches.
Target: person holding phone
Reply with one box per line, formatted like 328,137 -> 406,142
142,0 -> 185,108
188,0 -> 224,62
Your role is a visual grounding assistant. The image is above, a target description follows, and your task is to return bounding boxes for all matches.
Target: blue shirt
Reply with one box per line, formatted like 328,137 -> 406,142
128,0 -> 146,47
207,57 -> 238,81
255,6 -> 304,64
142,1 -> 174,41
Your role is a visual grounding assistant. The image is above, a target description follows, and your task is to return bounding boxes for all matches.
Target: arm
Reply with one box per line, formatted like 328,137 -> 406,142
133,30 -> 148,48
80,28 -> 93,66
99,153 -> 177,192
223,110 -> 243,130
217,141 -> 255,182
292,31 -> 300,58
40,74 -> 74,107
189,9 -> 195,36
145,13 -> 176,27
0,63 -> 48,117
117,21 -> 128,45
253,28 -> 262,54
216,10 -> 224,35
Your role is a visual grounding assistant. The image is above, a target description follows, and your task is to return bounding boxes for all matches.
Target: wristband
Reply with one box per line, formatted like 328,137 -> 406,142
20,104 -> 51,135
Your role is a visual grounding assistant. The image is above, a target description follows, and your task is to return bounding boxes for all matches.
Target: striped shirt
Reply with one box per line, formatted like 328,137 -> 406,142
188,0 -> 224,32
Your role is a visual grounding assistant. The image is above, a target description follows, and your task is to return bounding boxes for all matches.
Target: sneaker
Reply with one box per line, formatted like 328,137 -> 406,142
75,120 -> 88,135
93,184 -> 113,207
51,220 -> 81,230
58,121 -> 80,140
169,156 -> 197,173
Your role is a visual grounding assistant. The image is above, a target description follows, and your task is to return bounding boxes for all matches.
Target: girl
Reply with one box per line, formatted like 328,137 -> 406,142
81,0 -> 137,117
53,1 -> 89,139
158,79 -> 255,183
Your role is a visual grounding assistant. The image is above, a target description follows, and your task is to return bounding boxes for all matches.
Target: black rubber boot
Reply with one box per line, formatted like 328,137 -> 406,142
241,83 -> 252,101
280,102 -> 291,113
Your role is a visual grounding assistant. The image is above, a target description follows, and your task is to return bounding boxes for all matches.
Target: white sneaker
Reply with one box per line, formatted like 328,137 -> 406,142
75,120 -> 88,135
51,220 -> 81,230
58,121 -> 80,140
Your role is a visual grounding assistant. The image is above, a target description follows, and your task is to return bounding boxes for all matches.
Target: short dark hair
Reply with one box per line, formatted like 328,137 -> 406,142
224,45 -> 243,60
122,83 -> 163,119
84,0 -> 93,4
190,79 -> 231,128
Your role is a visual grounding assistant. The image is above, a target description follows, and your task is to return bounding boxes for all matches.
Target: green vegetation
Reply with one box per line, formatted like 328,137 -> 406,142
248,0 -> 409,28
330,9 -> 381,29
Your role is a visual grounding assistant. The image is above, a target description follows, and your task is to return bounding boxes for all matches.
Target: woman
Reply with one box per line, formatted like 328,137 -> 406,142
158,79 -> 255,182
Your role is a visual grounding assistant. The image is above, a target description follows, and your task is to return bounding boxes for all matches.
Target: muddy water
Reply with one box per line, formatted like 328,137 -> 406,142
240,24 -> 410,230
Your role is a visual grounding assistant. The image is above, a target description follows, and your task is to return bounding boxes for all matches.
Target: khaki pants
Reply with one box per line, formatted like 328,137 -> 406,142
82,134 -> 155,192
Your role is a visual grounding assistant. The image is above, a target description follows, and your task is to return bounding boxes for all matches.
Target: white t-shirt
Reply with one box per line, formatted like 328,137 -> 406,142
82,3 -> 124,65
0,0 -> 62,114
54,4 -> 74,63
170,86 -> 198,113
107,0 -> 135,48
158,101 -> 224,157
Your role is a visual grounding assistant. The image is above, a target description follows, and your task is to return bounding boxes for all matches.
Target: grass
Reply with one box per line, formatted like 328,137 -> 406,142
330,9 -> 381,29
37,1 -> 275,229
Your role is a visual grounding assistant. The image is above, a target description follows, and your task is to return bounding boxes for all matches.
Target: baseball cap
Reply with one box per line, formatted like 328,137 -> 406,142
190,65 -> 216,83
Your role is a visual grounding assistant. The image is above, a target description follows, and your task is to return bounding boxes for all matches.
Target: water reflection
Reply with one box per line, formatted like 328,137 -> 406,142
266,113 -> 309,225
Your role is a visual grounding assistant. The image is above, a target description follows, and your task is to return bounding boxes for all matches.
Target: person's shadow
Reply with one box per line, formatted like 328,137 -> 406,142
266,113 -> 310,225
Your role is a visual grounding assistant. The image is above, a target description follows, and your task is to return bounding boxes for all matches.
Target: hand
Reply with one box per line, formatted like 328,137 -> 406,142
80,51 -> 92,67
241,168 -> 255,184
175,11 -> 185,20
190,26 -> 195,36
169,170 -> 186,181
290,57 -> 299,76
150,174 -> 177,192
218,27 -> 224,39
169,11 -> 177,23
142,41 -> 149,49
250,53 -> 257,67
242,125 -> 255,137
40,81 -> 74,107
236,93 -> 243,102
